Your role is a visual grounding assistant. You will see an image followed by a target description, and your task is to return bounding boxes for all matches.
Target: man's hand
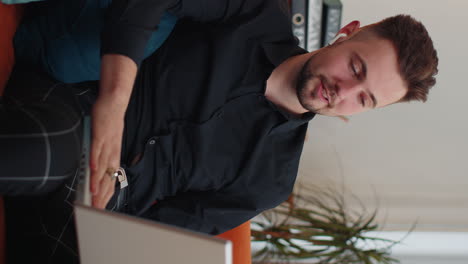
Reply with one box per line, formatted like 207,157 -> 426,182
90,96 -> 125,208
90,54 -> 137,209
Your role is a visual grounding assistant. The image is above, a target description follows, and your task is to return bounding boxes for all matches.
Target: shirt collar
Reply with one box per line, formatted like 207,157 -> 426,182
265,98 -> 316,134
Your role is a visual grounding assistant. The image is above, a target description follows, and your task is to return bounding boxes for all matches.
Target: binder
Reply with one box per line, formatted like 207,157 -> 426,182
322,0 -> 343,47
291,0 -> 308,49
307,0 -> 323,51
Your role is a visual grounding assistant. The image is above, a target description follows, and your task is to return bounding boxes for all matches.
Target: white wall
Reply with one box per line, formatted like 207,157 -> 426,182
299,0 -> 468,231
365,231 -> 468,264
252,231 -> 468,264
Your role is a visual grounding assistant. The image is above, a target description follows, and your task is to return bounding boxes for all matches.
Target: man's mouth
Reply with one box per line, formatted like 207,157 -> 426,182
319,81 -> 330,104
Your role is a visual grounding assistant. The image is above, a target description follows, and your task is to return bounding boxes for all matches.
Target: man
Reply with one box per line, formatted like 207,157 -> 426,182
1,0 -> 438,262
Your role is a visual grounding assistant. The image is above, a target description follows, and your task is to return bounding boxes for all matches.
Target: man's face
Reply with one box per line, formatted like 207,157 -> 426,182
296,35 -> 407,116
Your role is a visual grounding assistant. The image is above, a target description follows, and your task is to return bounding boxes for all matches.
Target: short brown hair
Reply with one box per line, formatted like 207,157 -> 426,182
367,15 -> 439,102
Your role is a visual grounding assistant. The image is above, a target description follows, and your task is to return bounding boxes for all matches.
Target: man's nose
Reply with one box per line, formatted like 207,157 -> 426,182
335,80 -> 362,101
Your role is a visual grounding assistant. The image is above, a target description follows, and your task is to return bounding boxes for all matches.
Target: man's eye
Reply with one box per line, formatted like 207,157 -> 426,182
352,61 -> 360,77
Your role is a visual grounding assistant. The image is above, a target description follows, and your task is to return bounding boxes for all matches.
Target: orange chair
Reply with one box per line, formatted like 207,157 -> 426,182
218,221 -> 252,264
0,3 -> 22,94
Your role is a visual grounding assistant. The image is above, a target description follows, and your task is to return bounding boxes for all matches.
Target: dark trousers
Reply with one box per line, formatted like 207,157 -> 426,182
0,67 -> 87,263
0,68 -> 84,195
1,67 -> 128,263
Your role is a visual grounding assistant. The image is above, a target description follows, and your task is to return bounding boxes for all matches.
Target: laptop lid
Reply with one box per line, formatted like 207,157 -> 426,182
74,205 -> 232,264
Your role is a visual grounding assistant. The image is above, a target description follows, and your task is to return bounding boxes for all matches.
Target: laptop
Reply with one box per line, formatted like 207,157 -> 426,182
74,117 -> 232,264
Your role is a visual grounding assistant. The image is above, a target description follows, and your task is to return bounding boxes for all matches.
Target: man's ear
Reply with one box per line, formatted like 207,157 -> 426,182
331,21 -> 361,44
339,20 -> 361,35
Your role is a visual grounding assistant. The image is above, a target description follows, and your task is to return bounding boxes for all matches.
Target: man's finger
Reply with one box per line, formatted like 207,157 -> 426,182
95,153 -> 120,208
102,185 -> 116,209
93,176 -> 115,209
102,180 -> 116,209
91,142 -> 113,195
89,134 -> 104,170
90,141 -> 104,194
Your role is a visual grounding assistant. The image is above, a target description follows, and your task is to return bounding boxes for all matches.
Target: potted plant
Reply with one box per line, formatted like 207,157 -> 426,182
251,184 -> 409,264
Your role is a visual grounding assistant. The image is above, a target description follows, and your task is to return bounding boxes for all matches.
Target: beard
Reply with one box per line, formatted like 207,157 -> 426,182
295,54 -> 320,113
